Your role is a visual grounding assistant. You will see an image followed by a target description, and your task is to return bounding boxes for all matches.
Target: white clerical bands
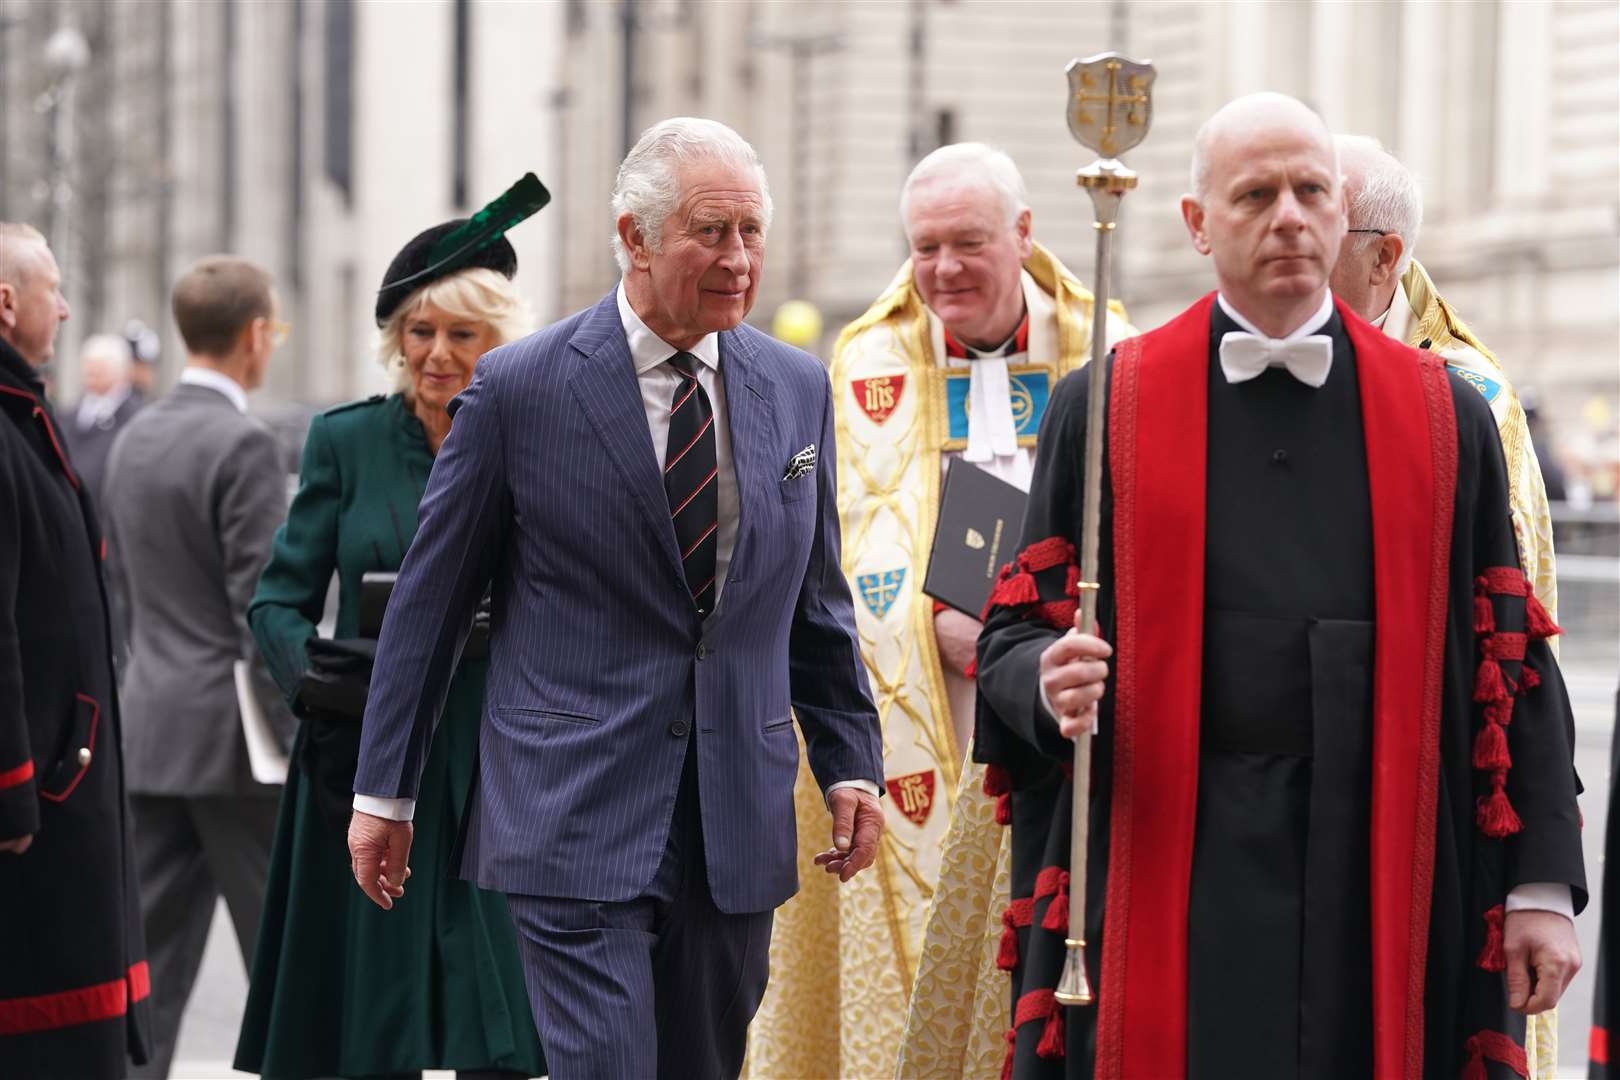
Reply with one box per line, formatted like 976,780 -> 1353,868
1218,332 -> 1334,388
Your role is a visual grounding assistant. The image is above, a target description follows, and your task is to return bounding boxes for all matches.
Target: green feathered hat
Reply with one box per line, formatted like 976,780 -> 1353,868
374,172 -> 550,325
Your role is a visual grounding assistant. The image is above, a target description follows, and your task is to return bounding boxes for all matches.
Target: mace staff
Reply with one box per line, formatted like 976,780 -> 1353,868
1055,51 -> 1156,1010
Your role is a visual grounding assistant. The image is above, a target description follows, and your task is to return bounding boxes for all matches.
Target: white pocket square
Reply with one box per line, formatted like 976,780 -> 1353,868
783,444 -> 817,481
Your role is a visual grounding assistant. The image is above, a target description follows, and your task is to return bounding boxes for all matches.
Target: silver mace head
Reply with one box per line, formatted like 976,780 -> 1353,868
1066,52 -> 1156,223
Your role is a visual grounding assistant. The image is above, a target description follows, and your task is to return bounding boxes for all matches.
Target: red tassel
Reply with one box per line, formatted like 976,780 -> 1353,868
990,571 -> 1040,608
1476,905 -> 1506,972
983,764 -> 1011,798
1472,721 -> 1511,771
1461,1029 -> 1529,1079
1525,592 -> 1560,639
1476,777 -> 1523,838
1519,663 -> 1540,691
997,910 -> 1020,971
996,792 -> 1012,826
1474,594 -> 1496,634
1001,1029 -> 1016,1080
1036,1008 -> 1065,1059
1474,658 -> 1507,704
1460,1038 -> 1487,1080
1042,877 -> 1070,933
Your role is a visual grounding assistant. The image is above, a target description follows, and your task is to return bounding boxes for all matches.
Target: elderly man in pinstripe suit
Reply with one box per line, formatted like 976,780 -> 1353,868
347,117 -> 886,1079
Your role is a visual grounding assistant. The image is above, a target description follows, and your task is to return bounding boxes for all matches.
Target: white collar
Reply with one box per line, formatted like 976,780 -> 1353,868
178,366 -> 249,413
616,281 -> 721,375
1216,290 -> 1334,342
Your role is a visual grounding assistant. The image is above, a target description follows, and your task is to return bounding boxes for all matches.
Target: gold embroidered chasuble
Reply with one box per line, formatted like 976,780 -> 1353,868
893,262 -> 1566,1080
742,243 -> 1130,1079
1390,259 -> 1561,1076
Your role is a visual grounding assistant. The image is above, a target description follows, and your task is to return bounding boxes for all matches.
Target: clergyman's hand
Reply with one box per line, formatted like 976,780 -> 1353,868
0,834 -> 33,855
348,810 -> 413,911
1504,909 -> 1581,1014
1038,629 -> 1112,739
933,608 -> 983,677
813,787 -> 883,883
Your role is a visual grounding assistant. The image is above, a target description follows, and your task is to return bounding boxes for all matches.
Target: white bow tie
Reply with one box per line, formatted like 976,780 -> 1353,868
1218,332 -> 1333,388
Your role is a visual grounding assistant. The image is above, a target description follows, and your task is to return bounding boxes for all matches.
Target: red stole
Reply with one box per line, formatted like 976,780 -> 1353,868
1094,293 -> 1457,1080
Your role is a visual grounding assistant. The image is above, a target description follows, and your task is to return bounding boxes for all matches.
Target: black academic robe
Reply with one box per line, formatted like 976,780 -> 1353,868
975,297 -> 1586,1080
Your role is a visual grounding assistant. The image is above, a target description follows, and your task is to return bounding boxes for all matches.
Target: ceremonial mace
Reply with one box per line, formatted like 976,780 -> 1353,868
1054,51 -> 1156,1009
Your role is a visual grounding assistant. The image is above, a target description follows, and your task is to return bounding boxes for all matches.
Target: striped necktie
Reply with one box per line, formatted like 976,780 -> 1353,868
664,351 -> 719,618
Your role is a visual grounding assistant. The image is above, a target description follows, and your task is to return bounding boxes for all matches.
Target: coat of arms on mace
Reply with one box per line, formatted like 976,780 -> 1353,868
1055,50 -> 1156,1010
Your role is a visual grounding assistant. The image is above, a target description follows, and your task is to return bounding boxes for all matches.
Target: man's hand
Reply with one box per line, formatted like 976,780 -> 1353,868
813,787 -> 883,883
0,834 -> 33,855
933,608 -> 983,677
1504,909 -> 1580,1014
348,810 -> 413,910
1039,629 -> 1112,739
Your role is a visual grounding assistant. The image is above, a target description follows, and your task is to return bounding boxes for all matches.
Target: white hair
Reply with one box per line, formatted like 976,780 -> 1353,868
610,117 -> 774,274
900,142 -> 1029,233
1188,92 -> 1339,201
79,333 -> 132,376
1335,134 -> 1423,276
0,222 -> 49,287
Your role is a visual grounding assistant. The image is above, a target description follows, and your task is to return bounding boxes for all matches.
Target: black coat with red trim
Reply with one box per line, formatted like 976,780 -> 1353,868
0,337 -> 150,1077
974,310 -> 1585,1080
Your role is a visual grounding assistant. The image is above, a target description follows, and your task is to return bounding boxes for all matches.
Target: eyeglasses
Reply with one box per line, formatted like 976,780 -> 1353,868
270,319 -> 291,347
1347,228 -> 1389,236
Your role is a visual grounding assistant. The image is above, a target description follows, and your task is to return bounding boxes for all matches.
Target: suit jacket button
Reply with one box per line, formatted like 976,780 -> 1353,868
77,747 -> 92,766
696,642 -> 710,660
670,721 -> 689,737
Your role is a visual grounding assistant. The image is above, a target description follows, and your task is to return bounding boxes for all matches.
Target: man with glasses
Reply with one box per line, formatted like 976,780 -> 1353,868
102,255 -> 297,1078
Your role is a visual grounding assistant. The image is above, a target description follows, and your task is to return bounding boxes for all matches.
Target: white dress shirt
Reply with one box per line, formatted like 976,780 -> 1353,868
356,284 -> 876,822
178,366 -> 248,413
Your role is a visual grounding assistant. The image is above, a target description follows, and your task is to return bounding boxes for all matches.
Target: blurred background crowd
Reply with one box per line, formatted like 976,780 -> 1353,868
2,0 -> 1616,1075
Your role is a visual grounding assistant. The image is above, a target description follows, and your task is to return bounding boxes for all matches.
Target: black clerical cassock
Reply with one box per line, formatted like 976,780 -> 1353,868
974,293 -> 1585,1080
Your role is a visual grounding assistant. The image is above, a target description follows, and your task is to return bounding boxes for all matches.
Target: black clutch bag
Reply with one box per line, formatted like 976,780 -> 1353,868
295,638 -> 377,834
923,459 -> 1029,617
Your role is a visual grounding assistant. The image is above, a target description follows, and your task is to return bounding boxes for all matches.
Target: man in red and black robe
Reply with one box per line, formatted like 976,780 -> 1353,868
974,93 -> 1585,1080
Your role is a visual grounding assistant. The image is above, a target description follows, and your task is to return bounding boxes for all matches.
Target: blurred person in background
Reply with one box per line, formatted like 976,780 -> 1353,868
102,255 -> 297,1079
125,318 -> 163,403
62,332 -> 142,504
0,221 -> 152,1078
1330,135 -> 1560,639
233,190 -> 547,1080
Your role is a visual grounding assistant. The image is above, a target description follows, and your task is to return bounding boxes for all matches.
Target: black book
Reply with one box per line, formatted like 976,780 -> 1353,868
924,459 -> 1028,617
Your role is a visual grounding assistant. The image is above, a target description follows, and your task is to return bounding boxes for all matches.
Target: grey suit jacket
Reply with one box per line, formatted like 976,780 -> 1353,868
103,381 -> 293,796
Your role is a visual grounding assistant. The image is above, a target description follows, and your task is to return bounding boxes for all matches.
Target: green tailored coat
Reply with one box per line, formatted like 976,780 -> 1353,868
234,394 -> 544,1079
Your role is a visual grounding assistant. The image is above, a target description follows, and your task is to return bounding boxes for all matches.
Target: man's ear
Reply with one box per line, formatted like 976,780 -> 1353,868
1013,208 -> 1034,260
1180,195 -> 1211,256
616,213 -> 653,271
0,283 -> 16,332
1371,234 -> 1405,287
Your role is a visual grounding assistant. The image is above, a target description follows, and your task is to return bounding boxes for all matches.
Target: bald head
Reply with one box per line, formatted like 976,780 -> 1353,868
1180,93 -> 1348,338
0,222 -> 69,366
1189,92 -> 1338,200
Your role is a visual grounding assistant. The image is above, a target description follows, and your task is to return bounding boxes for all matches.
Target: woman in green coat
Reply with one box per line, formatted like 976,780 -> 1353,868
234,221 -> 545,1080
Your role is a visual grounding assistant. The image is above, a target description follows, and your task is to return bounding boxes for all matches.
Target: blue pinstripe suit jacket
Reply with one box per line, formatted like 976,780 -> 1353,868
355,292 -> 884,913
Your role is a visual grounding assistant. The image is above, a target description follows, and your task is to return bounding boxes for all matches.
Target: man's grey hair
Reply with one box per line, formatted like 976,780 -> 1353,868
79,333 -> 133,376
1335,134 -> 1422,276
1187,92 -> 1339,202
610,117 -> 774,274
900,142 -> 1029,234
0,222 -> 49,287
